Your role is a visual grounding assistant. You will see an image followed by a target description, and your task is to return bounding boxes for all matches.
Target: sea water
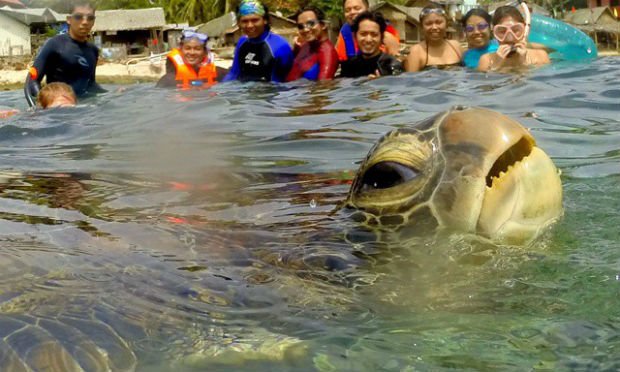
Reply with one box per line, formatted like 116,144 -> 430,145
0,58 -> 619,371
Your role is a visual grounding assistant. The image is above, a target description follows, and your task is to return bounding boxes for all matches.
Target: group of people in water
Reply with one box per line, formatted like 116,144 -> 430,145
16,0 -> 552,110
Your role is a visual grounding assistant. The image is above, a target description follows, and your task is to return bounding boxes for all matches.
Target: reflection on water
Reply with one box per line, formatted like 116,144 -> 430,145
0,58 -> 619,371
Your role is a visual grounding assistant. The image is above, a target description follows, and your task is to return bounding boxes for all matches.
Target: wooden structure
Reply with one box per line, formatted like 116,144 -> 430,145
565,6 -> 620,50
91,8 -> 166,57
372,2 -> 423,43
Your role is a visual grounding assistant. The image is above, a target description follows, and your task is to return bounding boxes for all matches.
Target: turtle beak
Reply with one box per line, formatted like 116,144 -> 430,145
434,107 -> 562,244
484,135 -> 534,188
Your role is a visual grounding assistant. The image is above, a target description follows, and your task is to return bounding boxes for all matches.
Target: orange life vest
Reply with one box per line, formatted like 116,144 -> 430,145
167,48 -> 217,89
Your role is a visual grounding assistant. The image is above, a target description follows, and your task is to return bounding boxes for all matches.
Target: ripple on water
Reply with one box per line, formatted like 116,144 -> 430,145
0,58 -> 618,370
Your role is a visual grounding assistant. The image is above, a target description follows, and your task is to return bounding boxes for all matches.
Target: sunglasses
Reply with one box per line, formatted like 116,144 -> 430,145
71,13 -> 96,22
181,30 -> 208,43
420,7 -> 446,18
297,20 -> 319,31
465,22 -> 489,33
493,23 -> 525,42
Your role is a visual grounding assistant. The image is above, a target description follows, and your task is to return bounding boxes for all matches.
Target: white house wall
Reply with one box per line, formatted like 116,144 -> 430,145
0,12 -> 31,56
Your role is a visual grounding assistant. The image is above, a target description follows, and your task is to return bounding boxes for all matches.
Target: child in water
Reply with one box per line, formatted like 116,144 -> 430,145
0,82 -> 76,119
37,82 -> 77,109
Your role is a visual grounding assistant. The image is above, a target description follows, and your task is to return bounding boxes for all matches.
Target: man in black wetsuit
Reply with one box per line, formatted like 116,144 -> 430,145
339,11 -> 403,78
24,1 -> 105,107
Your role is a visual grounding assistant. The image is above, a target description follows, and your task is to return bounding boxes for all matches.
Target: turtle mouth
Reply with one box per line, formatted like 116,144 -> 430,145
486,136 -> 534,187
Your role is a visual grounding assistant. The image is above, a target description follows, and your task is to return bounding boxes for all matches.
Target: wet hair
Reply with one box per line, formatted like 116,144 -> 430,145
462,8 -> 491,27
294,6 -> 326,23
420,2 -> 447,22
492,6 -> 525,25
69,1 -> 95,13
37,82 -> 77,109
351,11 -> 387,36
342,0 -> 369,9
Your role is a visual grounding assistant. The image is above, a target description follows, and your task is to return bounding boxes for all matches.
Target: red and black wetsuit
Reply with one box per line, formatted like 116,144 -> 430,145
286,39 -> 339,82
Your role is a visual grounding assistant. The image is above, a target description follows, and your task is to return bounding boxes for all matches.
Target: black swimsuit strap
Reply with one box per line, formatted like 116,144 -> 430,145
425,40 -> 462,68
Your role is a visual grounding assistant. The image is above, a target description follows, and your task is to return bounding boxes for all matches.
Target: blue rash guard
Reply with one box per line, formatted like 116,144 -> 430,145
24,33 -> 105,106
463,39 -> 499,69
223,29 -> 294,82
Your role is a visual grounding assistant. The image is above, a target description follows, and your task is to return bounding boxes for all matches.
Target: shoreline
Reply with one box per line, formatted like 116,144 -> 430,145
2,53 -> 618,91
0,58 -> 234,91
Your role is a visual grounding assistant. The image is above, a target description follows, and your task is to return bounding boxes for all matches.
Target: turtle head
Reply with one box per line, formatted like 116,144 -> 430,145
345,106 -> 563,245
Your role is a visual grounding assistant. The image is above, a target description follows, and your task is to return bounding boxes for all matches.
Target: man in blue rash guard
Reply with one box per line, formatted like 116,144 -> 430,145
24,1 -> 105,107
223,0 -> 294,82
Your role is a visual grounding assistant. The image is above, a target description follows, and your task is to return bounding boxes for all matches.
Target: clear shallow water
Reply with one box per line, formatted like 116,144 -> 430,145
0,58 -> 619,371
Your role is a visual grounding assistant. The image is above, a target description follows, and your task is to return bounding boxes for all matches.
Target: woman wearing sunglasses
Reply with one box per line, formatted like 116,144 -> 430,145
405,3 -> 463,72
157,30 -> 225,89
286,6 -> 338,82
335,0 -> 400,62
478,6 -> 550,72
462,8 -> 498,69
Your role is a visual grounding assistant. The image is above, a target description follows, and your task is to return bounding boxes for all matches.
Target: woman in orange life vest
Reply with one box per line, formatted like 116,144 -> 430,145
156,30 -> 227,89
336,0 -> 400,62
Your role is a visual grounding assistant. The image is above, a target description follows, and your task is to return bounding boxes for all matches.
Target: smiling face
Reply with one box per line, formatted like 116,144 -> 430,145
422,13 -> 447,42
355,19 -> 382,57
465,15 -> 491,49
180,39 -> 206,66
240,14 -> 267,39
296,10 -> 325,43
344,0 -> 368,25
345,106 -> 563,245
67,5 -> 95,42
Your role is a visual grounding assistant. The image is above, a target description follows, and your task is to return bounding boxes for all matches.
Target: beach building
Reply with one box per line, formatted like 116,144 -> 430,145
371,2 -> 423,43
0,8 -> 29,56
91,7 -> 166,60
0,6 -> 66,57
564,6 -> 620,50
197,12 -> 236,49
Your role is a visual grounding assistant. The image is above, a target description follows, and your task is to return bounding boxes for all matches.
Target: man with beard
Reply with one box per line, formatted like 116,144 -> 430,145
339,11 -> 403,78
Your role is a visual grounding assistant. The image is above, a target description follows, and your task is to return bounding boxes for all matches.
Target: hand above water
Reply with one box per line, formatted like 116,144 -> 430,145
497,41 -> 527,60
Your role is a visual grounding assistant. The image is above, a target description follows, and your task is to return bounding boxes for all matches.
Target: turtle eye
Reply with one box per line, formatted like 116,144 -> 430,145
359,161 -> 419,191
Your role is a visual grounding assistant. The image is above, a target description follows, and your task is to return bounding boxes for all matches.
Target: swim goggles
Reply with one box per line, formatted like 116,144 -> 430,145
464,22 -> 489,33
181,30 -> 208,44
493,22 -> 525,42
420,7 -> 446,18
297,20 -> 319,31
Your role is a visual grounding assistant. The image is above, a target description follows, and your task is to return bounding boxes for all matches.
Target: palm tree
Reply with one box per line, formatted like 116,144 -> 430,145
165,0 -> 230,24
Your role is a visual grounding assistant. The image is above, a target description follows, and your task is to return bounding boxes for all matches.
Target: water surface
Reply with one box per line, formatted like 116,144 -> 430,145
0,58 -> 619,371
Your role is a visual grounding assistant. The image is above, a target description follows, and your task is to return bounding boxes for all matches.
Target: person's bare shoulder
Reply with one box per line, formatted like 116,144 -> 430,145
530,48 -> 551,65
405,43 -> 425,72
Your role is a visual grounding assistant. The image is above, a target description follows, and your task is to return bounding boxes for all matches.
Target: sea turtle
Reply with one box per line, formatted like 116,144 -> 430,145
344,106 -> 563,245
